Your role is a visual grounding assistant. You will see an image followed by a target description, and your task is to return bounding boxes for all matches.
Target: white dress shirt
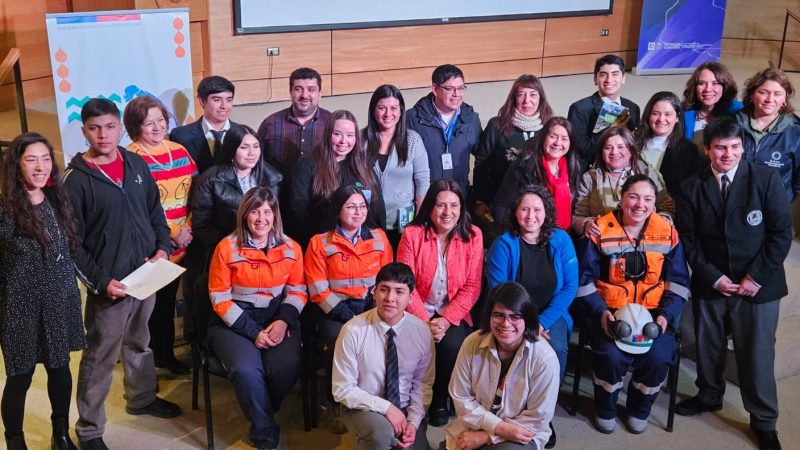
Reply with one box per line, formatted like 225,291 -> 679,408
446,330 -> 559,450
332,308 -> 435,428
202,118 -> 231,155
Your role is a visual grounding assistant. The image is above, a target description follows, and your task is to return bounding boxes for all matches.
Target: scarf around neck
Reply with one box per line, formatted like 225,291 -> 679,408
512,111 -> 543,133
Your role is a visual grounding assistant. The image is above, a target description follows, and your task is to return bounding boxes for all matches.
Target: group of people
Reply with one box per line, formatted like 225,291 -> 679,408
0,53 -> 796,450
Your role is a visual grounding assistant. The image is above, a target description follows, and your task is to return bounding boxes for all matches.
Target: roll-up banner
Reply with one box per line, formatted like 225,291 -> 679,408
635,0 -> 728,75
45,8 -> 195,166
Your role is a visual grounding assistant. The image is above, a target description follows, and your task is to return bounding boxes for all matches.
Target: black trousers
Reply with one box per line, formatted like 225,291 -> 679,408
148,276 -> 181,362
693,295 -> 780,431
432,318 -> 471,402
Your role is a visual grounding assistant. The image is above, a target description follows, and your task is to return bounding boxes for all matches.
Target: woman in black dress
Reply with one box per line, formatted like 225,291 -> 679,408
0,133 -> 116,450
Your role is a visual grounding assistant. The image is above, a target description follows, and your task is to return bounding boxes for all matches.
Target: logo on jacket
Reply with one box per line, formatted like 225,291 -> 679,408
747,210 -> 763,226
135,174 -> 143,185
766,151 -> 784,168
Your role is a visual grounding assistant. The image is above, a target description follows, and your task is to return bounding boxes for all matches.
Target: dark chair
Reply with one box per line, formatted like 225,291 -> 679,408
568,316 -> 681,432
190,274 -> 313,450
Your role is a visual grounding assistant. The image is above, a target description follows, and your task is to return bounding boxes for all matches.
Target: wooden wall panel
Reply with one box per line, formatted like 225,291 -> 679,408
331,59 -> 543,96
542,51 -> 637,77
331,20 -> 545,73
543,0 -> 641,57
231,75 -> 333,106
723,0 -> 800,41
0,0 -> 55,81
722,38 -> 800,71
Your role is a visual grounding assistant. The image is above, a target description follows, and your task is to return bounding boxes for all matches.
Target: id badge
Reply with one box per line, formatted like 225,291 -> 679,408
441,153 -> 453,171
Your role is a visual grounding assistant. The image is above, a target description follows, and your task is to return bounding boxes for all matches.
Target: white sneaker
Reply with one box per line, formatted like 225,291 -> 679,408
627,416 -> 648,434
594,416 -> 616,434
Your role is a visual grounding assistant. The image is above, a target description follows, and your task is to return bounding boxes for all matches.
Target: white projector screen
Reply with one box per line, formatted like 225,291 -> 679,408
234,0 -> 614,34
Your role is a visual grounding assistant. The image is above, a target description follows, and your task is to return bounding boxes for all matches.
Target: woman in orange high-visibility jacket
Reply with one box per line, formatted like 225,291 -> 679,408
304,184 -> 394,348
207,187 -> 306,450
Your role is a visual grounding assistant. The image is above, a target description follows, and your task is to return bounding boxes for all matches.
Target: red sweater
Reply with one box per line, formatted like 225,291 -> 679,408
397,224 -> 483,326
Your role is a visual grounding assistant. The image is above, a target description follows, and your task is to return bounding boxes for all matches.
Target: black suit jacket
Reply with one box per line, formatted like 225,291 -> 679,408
676,162 -> 792,302
567,92 -> 640,165
169,119 -> 241,175
659,137 -> 701,196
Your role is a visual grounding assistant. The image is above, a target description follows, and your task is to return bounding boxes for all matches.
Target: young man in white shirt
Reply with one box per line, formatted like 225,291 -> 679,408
333,262 -> 435,450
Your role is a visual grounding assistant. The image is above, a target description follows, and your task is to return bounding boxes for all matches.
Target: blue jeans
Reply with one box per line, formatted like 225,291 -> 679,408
544,316 -> 569,382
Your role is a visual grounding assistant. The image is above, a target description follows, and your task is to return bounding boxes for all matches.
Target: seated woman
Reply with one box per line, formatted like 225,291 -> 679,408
635,91 -> 700,197
397,179 -> 483,427
363,84 -> 430,250
123,95 -> 198,375
572,127 -> 674,238
290,110 -> 385,246
446,282 -> 560,450
474,74 -> 554,232
486,185 -> 578,448
736,66 -> 800,201
206,187 -> 306,450
682,61 -> 743,146
304,185 -> 393,348
575,175 -> 690,434
493,117 -> 582,232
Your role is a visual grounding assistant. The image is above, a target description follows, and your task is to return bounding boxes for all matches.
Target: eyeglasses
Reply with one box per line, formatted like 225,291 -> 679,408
490,312 -> 523,323
436,84 -> 467,94
343,203 -> 368,212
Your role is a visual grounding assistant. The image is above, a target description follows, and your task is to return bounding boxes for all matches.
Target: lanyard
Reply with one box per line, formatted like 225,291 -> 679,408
440,112 -> 459,152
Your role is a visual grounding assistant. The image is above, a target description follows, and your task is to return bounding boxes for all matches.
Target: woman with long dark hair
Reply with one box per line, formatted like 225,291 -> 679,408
397,179 -> 483,427
682,61 -> 743,145
364,84 -> 430,249
1,133 -> 116,450
493,116 -> 582,232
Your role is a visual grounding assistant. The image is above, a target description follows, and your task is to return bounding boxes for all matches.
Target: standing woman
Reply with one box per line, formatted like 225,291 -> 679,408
124,96 -> 198,375
364,84 -> 431,250
493,117 -> 582,232
290,110 -> 385,246
736,67 -> 800,201
572,127 -> 674,238
304,185 -> 393,348
682,61 -> 743,145
635,91 -> 700,196
397,179 -> 483,427
207,187 -> 306,450
474,75 -> 554,206
0,133 -> 116,450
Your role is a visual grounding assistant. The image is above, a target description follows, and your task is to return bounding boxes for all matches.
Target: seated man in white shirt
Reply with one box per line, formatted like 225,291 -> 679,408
333,262 -> 435,450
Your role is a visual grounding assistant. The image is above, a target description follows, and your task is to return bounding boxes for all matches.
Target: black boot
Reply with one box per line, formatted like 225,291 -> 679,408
51,417 -> 78,450
5,433 -> 28,450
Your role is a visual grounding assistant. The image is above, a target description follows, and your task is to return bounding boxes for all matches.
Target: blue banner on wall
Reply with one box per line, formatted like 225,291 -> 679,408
635,0 -> 727,75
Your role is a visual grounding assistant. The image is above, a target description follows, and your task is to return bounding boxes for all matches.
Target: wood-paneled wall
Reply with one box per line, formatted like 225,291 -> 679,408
721,0 -> 800,70
208,0 -> 643,104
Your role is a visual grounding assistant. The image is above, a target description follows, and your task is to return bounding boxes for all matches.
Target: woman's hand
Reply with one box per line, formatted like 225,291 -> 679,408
429,317 -> 451,343
583,216 -> 601,238
600,310 -> 615,339
174,225 -> 193,248
656,315 -> 668,334
494,421 -> 533,445
455,430 -> 491,450
539,324 -> 550,341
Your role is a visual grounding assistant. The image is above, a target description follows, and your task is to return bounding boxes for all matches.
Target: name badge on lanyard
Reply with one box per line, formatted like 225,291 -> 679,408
441,113 -> 459,172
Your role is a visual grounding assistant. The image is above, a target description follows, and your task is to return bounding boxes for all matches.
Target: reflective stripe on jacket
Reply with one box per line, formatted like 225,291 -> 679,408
304,228 -> 393,313
209,234 -> 307,328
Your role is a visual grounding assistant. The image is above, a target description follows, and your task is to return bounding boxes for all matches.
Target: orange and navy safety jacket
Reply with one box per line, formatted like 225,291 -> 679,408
208,234 -> 307,339
304,227 -> 393,314
576,211 -> 691,324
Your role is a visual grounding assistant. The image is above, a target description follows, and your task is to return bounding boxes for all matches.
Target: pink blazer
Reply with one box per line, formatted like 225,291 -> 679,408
397,224 -> 483,326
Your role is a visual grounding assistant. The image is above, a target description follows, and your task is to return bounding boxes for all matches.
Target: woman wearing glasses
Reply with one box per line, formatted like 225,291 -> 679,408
304,185 -> 393,348
397,179 -> 483,427
446,282 -> 560,450
574,175 -> 690,434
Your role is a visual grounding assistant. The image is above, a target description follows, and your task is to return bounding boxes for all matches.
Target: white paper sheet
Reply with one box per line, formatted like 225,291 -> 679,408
120,259 -> 186,300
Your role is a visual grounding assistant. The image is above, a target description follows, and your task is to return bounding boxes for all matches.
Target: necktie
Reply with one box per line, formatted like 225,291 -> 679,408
210,129 -> 225,156
721,174 -> 730,201
384,328 -> 401,409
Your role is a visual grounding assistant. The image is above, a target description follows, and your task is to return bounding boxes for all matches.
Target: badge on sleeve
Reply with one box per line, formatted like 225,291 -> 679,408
441,153 -> 453,171
747,210 -> 763,226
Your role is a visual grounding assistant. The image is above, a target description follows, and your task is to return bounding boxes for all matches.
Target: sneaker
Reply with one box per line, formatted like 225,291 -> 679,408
594,416 -> 616,434
126,397 -> 182,418
626,416 -> 648,434
674,395 -> 722,416
79,437 -> 110,450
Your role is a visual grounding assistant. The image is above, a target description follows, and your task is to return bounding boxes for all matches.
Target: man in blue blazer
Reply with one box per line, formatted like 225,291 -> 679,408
675,118 -> 791,450
169,75 -> 240,175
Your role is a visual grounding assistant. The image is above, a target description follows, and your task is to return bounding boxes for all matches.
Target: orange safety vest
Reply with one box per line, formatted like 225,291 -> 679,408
304,228 -> 393,313
208,235 -> 307,327
590,212 -> 678,310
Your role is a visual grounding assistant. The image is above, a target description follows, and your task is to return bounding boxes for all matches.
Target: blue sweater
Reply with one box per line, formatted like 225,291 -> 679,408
683,100 -> 744,140
486,229 -> 578,331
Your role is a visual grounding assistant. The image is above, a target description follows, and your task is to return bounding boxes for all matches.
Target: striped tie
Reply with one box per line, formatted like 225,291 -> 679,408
721,174 -> 730,201
384,328 -> 401,409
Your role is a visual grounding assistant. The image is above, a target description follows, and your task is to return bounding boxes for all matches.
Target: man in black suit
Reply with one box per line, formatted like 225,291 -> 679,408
169,76 -> 238,174
567,54 -> 640,165
675,118 -> 791,450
